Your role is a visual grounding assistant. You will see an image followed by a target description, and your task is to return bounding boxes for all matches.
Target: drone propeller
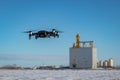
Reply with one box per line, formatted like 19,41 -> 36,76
52,29 -> 63,33
56,30 -> 63,33
22,30 -> 37,33
23,31 -> 32,33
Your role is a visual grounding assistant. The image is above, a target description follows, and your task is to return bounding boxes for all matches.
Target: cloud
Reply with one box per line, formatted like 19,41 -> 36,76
0,54 -> 68,61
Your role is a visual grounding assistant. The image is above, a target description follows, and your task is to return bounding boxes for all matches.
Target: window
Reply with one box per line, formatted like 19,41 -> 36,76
72,64 -> 76,68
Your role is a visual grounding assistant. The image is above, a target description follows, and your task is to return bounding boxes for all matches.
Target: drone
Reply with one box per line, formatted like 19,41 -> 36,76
23,29 -> 63,40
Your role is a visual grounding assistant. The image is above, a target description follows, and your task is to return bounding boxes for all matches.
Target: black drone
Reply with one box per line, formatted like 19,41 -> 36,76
23,29 -> 63,40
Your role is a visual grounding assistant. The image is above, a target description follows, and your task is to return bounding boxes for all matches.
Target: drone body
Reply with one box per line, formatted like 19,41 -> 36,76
23,29 -> 62,40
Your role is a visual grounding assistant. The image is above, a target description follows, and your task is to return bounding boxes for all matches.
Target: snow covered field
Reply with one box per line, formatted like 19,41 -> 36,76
0,69 -> 120,80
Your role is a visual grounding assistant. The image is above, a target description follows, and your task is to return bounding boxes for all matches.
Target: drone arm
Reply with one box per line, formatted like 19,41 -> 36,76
29,32 -> 35,40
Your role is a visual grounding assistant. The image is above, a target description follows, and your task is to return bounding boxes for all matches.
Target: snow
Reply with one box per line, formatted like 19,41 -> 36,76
0,70 -> 120,80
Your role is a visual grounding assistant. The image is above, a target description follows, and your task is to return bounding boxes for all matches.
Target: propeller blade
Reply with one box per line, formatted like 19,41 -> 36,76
57,31 -> 64,33
22,30 -> 36,33
23,31 -> 32,33
51,28 -> 63,33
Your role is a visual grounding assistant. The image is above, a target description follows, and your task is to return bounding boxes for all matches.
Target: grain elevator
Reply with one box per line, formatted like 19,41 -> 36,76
69,34 -> 98,69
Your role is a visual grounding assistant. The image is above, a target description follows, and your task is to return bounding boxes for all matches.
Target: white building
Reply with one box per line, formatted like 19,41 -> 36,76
69,34 -> 98,69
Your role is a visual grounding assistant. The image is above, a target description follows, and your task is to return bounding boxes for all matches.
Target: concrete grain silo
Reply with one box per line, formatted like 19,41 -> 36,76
108,58 -> 114,68
69,34 -> 98,69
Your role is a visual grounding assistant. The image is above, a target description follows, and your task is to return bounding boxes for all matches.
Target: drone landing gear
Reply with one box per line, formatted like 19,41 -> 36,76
57,35 -> 59,38
35,36 -> 38,39
53,35 -> 59,38
29,34 -> 31,40
56,34 -> 59,38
